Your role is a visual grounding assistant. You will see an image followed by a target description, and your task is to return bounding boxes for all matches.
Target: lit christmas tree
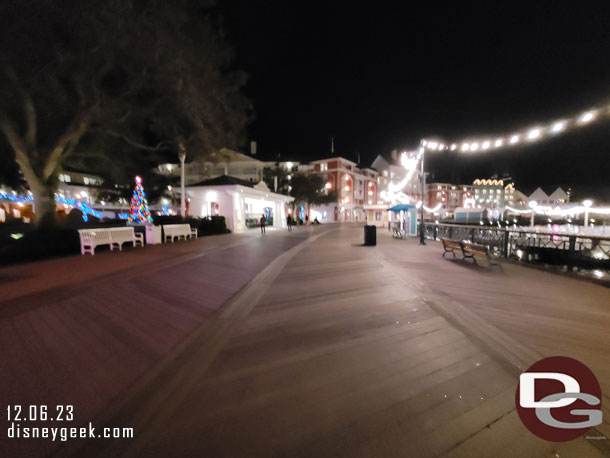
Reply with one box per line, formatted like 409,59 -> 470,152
128,176 -> 153,224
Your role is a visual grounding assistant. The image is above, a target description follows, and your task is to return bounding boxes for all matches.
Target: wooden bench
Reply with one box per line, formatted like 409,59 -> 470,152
460,241 -> 502,268
78,227 -> 144,255
162,224 -> 198,243
392,224 -> 407,239
441,238 -> 462,257
440,238 -> 501,268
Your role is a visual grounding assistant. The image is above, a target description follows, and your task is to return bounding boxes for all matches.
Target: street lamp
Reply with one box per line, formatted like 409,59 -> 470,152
178,143 -> 186,217
528,200 -> 537,228
419,140 -> 426,245
583,199 -> 592,227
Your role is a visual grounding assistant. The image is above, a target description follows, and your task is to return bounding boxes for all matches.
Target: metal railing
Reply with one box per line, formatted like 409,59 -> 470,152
419,222 -> 610,261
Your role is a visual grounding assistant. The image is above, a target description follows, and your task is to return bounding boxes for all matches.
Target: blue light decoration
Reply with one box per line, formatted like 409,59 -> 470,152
55,195 -> 102,222
0,191 -> 34,203
1,189 -> 103,222
118,213 -> 129,220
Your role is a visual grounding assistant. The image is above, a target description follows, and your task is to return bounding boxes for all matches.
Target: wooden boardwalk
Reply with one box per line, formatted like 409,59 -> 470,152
0,227 -> 323,458
58,225 -> 608,458
2,225 -> 609,458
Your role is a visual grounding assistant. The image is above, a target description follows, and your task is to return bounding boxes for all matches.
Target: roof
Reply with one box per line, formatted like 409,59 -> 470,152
388,204 -> 416,212
207,147 -> 262,163
549,187 -> 568,198
310,156 -> 357,166
188,175 -> 254,188
529,187 -> 549,199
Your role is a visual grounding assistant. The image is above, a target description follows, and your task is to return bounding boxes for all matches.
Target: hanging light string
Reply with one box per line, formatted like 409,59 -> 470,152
421,106 -> 603,153
382,103 -> 610,214
506,204 -> 610,216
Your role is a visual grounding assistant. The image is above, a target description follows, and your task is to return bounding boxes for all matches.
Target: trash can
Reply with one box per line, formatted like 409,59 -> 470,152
364,225 -> 376,246
145,224 -> 162,245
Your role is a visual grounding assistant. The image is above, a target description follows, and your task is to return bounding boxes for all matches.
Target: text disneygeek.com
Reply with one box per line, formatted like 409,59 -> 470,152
7,405 -> 133,442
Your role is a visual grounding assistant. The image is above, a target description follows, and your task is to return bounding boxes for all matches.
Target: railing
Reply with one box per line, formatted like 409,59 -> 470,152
419,222 -> 610,262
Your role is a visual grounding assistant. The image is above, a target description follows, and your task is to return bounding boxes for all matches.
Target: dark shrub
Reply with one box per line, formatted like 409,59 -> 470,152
64,208 -> 101,227
0,226 -> 79,265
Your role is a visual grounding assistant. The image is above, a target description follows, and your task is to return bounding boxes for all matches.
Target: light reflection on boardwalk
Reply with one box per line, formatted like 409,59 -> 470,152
2,225 -> 609,458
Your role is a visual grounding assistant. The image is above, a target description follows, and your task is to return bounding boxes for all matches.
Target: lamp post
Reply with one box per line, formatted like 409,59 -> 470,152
419,140 -> 426,245
583,199 -> 592,227
179,143 -> 186,217
528,200 -> 537,228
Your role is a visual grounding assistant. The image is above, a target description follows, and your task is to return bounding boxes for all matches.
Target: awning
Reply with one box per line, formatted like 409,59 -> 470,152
388,204 -> 416,212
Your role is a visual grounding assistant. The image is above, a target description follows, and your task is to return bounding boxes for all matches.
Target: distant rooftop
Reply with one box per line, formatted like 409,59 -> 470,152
188,175 -> 254,188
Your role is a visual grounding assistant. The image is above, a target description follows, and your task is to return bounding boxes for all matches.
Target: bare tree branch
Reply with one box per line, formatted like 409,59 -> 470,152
23,91 -> 37,148
0,113 -> 44,190
101,129 -> 174,152
42,111 -> 91,181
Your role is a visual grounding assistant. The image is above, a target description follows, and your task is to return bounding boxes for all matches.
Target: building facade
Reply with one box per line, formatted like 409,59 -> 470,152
186,176 -> 294,233
473,179 -> 505,209
425,183 -> 474,214
308,157 -> 380,222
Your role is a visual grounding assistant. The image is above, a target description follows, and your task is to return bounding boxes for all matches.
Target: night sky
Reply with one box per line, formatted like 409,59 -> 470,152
218,2 -> 610,199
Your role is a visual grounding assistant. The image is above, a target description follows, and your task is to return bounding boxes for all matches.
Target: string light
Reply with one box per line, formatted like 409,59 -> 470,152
0,191 -> 34,203
578,111 -> 596,124
527,128 -> 541,140
128,176 -> 153,224
55,195 -> 102,221
420,103 -> 609,154
551,121 -> 566,133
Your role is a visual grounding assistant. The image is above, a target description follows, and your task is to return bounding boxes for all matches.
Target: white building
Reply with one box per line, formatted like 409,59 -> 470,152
529,187 -> 549,205
158,148 -> 302,188
371,151 -> 421,203
549,187 -> 569,205
186,175 -> 293,233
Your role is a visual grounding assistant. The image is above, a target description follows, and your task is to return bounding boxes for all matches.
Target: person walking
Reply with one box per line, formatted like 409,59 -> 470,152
286,214 -> 293,231
260,214 -> 267,234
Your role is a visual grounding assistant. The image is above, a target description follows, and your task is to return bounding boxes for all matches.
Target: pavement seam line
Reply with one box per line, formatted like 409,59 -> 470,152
51,227 -> 337,458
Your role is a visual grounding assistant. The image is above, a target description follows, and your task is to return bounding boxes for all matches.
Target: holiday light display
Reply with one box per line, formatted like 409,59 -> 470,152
55,195 -> 102,222
421,105 -> 605,153
0,191 -> 34,203
128,176 -> 153,224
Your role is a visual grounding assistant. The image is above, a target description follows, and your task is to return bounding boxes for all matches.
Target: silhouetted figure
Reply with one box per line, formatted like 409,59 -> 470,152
286,214 -> 293,231
305,215 -> 309,225
260,214 -> 267,234
313,217 -> 320,225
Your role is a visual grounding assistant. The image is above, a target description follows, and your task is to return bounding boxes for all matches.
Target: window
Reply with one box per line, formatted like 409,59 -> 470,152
375,211 -> 382,221
59,173 -> 71,183
320,163 -> 328,171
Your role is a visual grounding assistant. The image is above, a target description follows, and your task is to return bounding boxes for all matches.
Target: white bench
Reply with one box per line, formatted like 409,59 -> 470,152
162,224 -> 198,243
78,227 -> 144,255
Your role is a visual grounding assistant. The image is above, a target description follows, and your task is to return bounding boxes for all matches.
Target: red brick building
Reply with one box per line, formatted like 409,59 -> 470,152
309,157 -> 380,222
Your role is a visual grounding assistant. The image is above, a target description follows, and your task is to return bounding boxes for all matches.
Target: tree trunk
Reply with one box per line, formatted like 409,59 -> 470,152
29,181 -> 57,227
